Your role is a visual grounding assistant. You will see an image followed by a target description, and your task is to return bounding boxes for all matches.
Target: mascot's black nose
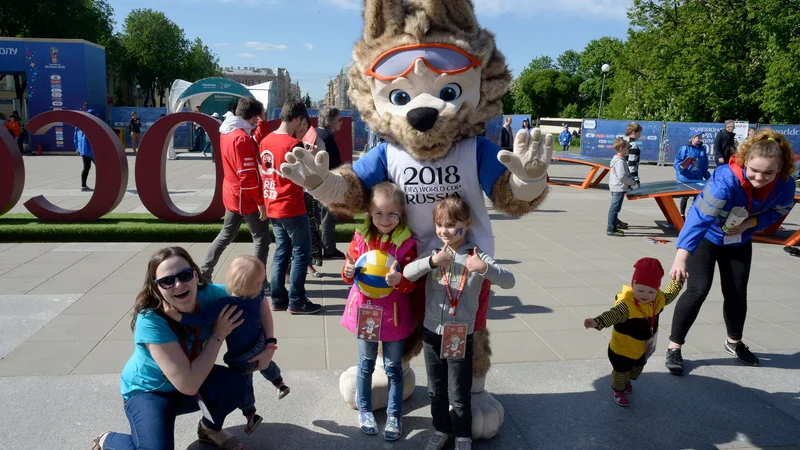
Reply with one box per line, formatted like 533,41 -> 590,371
407,107 -> 439,132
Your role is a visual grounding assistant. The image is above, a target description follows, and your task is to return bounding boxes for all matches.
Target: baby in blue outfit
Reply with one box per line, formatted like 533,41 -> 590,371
166,255 -> 288,435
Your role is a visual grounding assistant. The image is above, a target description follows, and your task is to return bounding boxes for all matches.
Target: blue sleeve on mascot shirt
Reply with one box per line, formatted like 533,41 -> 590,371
353,143 -> 390,190
476,136 -> 509,198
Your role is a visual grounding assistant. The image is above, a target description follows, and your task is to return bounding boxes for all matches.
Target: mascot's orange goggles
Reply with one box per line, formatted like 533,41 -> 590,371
366,44 -> 481,81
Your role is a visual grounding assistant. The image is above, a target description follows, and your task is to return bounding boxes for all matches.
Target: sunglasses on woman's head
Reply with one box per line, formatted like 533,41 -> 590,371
154,267 -> 194,289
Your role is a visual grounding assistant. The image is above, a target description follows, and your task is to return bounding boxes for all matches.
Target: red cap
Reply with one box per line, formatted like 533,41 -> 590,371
631,257 -> 664,290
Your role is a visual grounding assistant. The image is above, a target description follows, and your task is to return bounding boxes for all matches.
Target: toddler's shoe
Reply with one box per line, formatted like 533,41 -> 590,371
277,383 -> 290,399
625,381 -> 632,394
612,389 -> 630,407
455,437 -> 473,450
384,416 -> 402,441
244,413 -> 263,435
425,431 -> 450,450
359,411 -> 378,435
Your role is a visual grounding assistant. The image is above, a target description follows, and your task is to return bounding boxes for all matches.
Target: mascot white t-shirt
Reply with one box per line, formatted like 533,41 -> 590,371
353,136 -> 508,257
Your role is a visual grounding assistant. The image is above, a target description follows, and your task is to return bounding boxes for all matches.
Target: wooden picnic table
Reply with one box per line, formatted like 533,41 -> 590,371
547,155 -> 611,189
625,181 -> 800,246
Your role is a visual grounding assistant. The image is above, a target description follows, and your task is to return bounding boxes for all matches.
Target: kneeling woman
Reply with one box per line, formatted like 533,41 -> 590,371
666,131 -> 796,375
94,247 -> 267,450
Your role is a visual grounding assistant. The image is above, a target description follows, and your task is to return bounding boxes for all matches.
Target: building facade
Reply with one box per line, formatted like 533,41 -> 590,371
221,67 -> 301,107
323,65 -> 352,110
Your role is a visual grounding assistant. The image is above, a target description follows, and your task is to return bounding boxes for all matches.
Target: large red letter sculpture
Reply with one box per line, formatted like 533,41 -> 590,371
0,127 -> 25,215
24,111 -> 128,222
135,112 -> 225,222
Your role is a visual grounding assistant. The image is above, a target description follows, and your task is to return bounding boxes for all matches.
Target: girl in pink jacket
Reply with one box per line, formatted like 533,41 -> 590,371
341,181 -> 417,442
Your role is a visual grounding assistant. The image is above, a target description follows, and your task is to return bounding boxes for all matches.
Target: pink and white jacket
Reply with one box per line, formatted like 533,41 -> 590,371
341,221 -> 417,342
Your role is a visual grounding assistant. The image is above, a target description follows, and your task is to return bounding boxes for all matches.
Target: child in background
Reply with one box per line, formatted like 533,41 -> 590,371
624,121 -> 643,188
163,255 -> 288,435
583,257 -> 683,407
674,131 -> 711,218
607,138 -> 637,237
403,196 -> 515,450
341,181 -> 417,441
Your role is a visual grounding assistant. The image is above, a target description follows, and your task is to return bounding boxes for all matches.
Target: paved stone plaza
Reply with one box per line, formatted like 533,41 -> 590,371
1,153 -> 799,449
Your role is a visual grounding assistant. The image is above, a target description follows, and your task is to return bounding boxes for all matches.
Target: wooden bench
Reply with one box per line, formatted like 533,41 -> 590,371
625,181 -> 800,246
547,155 -> 611,189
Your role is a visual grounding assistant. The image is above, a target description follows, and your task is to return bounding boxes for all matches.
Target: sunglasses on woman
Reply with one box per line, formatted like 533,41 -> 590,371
154,267 -> 194,289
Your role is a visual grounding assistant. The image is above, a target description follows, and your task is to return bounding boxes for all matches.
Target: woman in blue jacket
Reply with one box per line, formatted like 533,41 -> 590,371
665,131 -> 796,375
673,131 -> 712,217
74,109 -> 98,192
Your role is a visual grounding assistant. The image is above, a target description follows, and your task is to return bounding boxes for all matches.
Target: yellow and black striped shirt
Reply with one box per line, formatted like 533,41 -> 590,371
594,280 -> 684,360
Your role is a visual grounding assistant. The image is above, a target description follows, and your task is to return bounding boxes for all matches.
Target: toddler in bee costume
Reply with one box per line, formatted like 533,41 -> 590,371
584,257 -> 683,407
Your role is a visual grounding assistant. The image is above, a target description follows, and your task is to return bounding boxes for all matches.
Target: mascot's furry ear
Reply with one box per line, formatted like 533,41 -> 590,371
363,0 -> 405,43
413,0 -> 478,34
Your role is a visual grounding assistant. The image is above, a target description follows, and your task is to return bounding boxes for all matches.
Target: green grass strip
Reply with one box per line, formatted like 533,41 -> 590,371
0,213 -> 363,243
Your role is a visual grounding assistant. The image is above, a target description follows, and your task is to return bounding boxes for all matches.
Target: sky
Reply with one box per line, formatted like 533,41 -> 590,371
106,0 -> 632,101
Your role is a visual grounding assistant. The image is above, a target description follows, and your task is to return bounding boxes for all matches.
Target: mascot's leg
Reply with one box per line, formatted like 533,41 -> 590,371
468,280 -> 504,440
339,281 -> 426,410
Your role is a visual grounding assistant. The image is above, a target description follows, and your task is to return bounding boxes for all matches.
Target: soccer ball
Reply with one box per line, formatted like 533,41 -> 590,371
354,250 -> 396,299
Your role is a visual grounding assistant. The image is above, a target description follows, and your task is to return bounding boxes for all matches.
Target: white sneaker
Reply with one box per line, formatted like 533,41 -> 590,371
425,431 -> 450,450
455,437 -> 472,450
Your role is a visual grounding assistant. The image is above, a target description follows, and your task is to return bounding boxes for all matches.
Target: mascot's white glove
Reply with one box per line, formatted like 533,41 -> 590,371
281,148 -> 348,204
497,128 -> 553,202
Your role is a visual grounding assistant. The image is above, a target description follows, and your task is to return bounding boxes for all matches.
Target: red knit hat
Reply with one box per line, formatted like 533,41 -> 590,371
631,257 -> 664,289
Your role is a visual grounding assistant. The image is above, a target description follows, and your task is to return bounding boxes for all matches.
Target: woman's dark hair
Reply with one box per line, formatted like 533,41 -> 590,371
131,246 -> 209,332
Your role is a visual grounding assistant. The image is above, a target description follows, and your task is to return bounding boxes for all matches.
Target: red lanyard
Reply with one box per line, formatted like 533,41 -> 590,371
440,250 -> 472,316
181,327 -> 202,361
633,299 -> 657,331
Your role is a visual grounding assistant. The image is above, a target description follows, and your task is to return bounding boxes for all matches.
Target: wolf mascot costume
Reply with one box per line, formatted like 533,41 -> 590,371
282,0 -> 552,440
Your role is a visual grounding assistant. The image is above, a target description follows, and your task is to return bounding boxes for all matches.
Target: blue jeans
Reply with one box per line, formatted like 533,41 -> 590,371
103,365 -> 244,450
607,191 -> 625,232
269,214 -> 311,308
357,339 -> 405,418
240,362 -> 282,415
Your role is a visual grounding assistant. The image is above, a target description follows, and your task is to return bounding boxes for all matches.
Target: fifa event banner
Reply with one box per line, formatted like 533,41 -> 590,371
580,119 -> 663,161
110,107 -> 192,148
663,121 -> 750,163
0,39 -> 107,152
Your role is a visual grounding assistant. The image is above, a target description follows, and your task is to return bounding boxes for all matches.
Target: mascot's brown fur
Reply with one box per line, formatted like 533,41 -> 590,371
281,1 -> 552,438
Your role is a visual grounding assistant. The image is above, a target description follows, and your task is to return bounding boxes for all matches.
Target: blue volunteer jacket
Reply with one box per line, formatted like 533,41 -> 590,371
73,109 -> 97,160
673,144 -> 711,182
677,163 -> 796,252
559,130 -> 572,146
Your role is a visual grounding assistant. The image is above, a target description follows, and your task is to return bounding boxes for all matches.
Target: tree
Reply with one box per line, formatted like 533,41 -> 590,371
182,38 -> 221,82
556,50 -> 582,76
0,0 -> 114,44
120,9 -> 188,107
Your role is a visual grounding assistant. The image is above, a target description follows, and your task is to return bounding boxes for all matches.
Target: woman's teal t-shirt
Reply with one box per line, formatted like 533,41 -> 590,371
119,283 -> 228,401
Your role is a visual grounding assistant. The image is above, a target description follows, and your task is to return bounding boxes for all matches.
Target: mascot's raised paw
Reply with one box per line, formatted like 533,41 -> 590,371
498,128 -> 553,202
281,147 -> 330,190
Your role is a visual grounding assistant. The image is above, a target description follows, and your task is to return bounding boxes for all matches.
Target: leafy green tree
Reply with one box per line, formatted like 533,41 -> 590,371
556,50 -> 582,76
182,38 -> 221,82
121,9 -> 188,106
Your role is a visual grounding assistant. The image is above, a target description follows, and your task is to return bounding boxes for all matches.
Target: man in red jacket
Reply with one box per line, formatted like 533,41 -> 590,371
201,97 -> 271,284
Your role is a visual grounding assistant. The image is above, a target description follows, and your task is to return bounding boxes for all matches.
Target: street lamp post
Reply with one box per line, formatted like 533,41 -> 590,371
598,63 -> 610,119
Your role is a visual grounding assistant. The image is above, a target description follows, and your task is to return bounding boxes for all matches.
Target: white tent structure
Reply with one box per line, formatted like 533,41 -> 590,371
247,81 -> 276,119
165,77 -> 254,159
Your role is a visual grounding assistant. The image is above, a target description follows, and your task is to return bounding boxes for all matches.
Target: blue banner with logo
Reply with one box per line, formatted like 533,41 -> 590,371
0,38 -> 108,152
758,124 -> 800,158
110,107 -> 192,148
580,119 -> 662,161
663,122 -> 725,164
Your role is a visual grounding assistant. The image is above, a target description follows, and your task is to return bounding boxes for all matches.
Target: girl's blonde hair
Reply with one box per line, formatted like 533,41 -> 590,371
226,255 -> 264,298
433,196 -> 471,225
735,130 -> 796,182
